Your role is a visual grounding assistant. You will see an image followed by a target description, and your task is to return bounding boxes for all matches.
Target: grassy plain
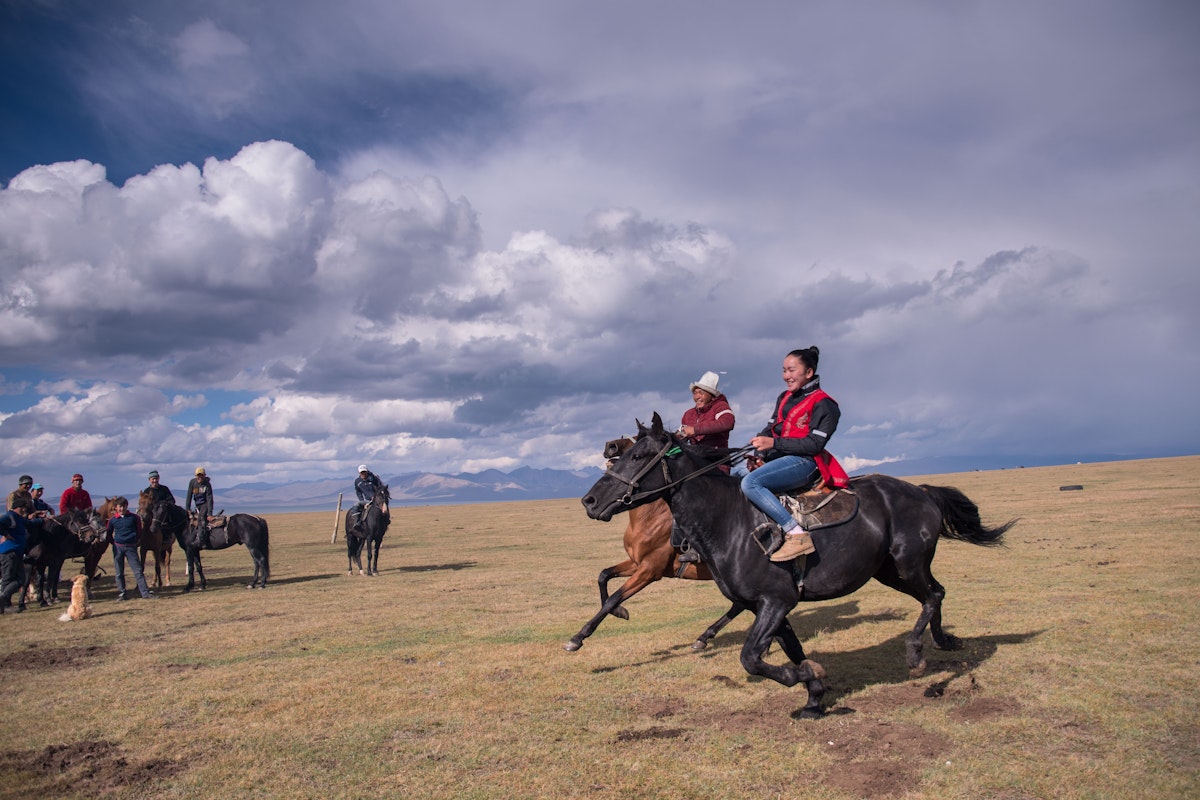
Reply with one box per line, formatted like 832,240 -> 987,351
1,456 -> 1198,799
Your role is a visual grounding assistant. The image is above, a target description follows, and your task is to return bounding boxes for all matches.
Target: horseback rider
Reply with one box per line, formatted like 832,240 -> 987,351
350,465 -> 382,532
185,467 -> 214,549
740,346 -> 849,563
676,371 -> 736,565
143,470 -> 177,506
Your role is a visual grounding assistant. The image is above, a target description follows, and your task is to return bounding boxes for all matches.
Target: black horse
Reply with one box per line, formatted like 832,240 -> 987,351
580,413 -> 1014,718
21,510 -> 105,606
345,484 -> 391,576
180,513 -> 270,591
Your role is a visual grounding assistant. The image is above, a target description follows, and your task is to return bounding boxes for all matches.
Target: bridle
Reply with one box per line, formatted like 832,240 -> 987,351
604,437 -> 754,506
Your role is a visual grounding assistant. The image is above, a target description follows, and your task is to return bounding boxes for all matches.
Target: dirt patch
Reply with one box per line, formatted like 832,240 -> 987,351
821,720 -> 951,799
0,739 -> 184,797
614,726 -> 688,743
0,644 -> 110,671
948,695 -> 1022,722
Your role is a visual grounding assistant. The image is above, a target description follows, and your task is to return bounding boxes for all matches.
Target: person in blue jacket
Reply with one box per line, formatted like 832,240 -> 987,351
105,496 -> 156,601
0,497 -> 32,613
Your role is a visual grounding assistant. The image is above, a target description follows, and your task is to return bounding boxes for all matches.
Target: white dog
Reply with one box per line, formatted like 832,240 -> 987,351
58,574 -> 93,621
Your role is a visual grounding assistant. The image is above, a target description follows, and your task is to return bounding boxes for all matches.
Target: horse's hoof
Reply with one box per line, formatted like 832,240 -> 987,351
909,660 -> 928,679
793,706 -> 825,720
563,640 -> 583,652
611,606 -> 629,621
691,639 -> 709,651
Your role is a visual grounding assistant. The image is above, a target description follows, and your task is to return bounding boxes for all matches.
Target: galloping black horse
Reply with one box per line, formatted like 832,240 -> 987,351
346,484 -> 391,575
580,414 -> 1014,718
180,513 -> 270,591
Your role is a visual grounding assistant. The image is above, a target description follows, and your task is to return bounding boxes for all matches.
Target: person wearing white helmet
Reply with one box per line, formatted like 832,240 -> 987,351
350,465 -> 383,532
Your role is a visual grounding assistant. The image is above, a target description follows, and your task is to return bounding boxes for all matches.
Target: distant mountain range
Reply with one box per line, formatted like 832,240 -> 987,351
218,466 -> 608,513
214,451 -> 1178,513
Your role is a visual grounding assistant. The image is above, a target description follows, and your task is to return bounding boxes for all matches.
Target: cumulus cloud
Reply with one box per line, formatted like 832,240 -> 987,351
1,1 -> 1197,493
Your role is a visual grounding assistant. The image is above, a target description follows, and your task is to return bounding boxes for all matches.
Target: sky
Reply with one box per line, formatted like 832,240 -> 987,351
1,0 -> 1198,498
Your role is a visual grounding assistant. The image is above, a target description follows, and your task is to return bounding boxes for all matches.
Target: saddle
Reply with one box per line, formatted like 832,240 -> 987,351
748,479 -> 860,558
780,480 -> 859,531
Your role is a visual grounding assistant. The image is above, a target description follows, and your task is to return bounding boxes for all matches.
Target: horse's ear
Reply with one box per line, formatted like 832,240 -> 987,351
635,418 -> 648,436
651,412 -> 665,435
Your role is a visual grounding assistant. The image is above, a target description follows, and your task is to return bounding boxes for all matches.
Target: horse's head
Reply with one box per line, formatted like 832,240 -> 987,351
66,508 -> 105,544
582,412 -> 683,522
603,436 -> 635,462
371,484 -> 390,514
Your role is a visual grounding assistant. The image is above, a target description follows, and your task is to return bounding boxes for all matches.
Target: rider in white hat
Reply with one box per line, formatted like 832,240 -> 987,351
676,371 -> 736,563
351,465 -> 383,532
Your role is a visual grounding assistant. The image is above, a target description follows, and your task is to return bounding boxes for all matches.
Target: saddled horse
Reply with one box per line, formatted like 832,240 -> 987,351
178,512 -> 270,591
581,414 -> 1014,717
345,485 -> 391,576
566,437 -> 746,652
21,510 -> 106,606
137,494 -> 188,588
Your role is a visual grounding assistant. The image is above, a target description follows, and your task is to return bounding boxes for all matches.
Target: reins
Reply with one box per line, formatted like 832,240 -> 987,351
606,440 -> 755,506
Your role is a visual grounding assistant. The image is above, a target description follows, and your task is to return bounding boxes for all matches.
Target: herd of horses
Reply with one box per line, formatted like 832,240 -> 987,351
18,421 -> 1011,717
20,481 -> 395,609
20,495 -> 270,607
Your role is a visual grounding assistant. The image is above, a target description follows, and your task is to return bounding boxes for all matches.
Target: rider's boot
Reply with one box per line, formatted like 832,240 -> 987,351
198,525 -> 211,550
769,528 -> 816,562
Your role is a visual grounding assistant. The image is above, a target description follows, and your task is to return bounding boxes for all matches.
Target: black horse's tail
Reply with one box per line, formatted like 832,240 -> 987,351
921,484 -> 1016,547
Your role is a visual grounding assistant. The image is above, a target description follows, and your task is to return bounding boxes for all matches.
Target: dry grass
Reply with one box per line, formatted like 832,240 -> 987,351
1,456 -> 1198,799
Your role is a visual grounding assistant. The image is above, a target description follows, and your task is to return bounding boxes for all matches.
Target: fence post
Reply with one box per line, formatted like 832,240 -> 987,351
331,492 -> 343,543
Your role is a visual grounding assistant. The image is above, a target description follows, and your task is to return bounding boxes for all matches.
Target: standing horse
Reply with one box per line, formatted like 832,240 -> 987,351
345,484 -> 390,576
580,414 -> 1014,717
137,494 -> 187,588
565,437 -> 746,652
180,513 -> 270,591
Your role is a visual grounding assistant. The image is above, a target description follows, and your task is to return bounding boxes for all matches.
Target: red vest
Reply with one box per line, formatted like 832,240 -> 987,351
774,389 -> 850,489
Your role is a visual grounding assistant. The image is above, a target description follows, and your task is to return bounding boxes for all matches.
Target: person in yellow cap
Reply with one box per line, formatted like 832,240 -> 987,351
185,468 -> 214,549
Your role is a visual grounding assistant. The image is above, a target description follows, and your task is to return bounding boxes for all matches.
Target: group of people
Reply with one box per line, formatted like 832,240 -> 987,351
0,467 -> 218,613
675,345 -> 849,566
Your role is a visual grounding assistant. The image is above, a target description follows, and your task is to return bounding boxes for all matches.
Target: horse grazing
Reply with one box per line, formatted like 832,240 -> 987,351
580,413 -> 1014,718
345,484 -> 391,576
565,437 -> 746,652
179,513 -> 270,591
137,494 -> 188,588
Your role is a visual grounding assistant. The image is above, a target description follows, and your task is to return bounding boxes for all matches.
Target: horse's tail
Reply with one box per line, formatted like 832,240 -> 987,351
920,484 -> 1016,547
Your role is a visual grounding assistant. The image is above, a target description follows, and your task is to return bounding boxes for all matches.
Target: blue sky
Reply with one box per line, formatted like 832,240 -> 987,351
2,0 -> 1198,498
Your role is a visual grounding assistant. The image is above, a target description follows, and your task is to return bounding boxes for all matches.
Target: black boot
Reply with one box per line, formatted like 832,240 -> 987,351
198,527 -> 211,549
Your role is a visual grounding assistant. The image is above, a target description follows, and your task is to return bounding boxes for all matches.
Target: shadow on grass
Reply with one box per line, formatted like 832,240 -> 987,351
589,598 -> 1043,708
388,561 -> 477,573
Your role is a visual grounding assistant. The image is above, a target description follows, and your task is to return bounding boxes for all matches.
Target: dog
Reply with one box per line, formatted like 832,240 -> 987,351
58,574 -> 93,621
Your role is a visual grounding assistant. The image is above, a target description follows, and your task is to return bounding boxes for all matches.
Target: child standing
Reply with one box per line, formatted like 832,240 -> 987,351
105,497 -> 156,601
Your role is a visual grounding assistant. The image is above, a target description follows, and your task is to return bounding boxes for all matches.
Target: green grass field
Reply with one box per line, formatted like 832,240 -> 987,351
1,457 -> 1197,799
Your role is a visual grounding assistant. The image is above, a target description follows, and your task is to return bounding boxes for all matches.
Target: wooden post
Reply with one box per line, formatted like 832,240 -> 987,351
331,492 -> 343,543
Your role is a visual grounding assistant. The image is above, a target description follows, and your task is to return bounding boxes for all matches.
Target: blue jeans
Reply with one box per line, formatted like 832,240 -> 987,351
740,455 -> 819,531
112,544 -> 151,598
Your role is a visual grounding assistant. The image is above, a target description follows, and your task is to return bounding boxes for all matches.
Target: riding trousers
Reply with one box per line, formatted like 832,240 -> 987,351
740,455 -> 819,532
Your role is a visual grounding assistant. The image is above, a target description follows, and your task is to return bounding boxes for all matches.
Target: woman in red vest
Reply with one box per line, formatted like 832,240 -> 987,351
741,346 -> 849,563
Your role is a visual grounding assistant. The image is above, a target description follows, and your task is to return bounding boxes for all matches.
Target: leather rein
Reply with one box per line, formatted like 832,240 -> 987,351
604,439 -> 754,506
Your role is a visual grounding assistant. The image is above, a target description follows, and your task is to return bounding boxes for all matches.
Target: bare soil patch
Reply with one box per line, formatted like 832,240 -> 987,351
0,740 -> 184,799
0,644 -> 110,671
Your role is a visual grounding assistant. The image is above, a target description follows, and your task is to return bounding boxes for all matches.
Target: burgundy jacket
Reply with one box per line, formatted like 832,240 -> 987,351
681,394 -> 735,449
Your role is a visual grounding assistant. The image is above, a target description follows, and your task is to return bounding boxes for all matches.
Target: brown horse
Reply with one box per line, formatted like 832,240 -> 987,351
564,437 -> 746,652
136,493 -> 186,588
